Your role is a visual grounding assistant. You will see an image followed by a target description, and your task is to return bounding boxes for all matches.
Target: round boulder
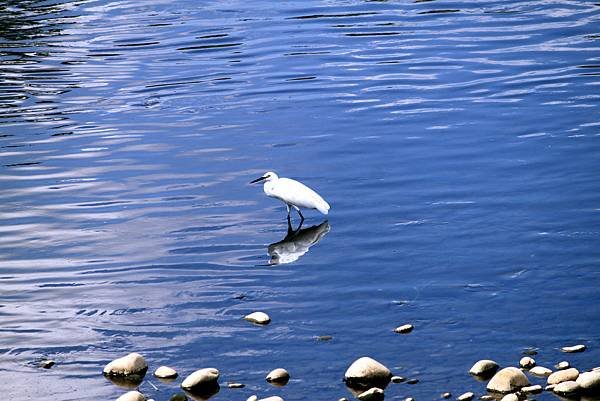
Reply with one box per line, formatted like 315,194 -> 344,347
181,368 -> 220,391
244,312 -> 271,325
554,381 -> 581,397
469,360 -> 499,377
548,368 -> 579,385
487,367 -> 530,393
154,366 -> 178,379
577,371 -> 600,394
344,357 -> 392,390
528,366 -> 552,377
104,353 -> 148,376
266,368 -> 290,386
519,357 -> 535,369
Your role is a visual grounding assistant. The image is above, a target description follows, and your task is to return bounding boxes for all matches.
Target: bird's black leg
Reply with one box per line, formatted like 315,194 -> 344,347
297,208 -> 305,225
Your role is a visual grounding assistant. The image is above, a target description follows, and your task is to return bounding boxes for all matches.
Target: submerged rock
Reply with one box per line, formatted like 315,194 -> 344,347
561,344 -> 586,353
104,353 -> 148,376
553,381 -> 581,396
529,366 -> 552,377
391,376 -> 406,383
227,382 -> 245,388
244,312 -> 271,325
519,357 -> 535,369
487,367 -> 529,393
548,368 -> 579,385
357,387 -> 384,401
344,357 -> 392,390
394,324 -> 414,334
41,360 -> 55,369
457,392 -> 474,401
154,366 -> 178,379
442,392 -> 452,398
181,368 -> 220,391
576,371 -> 600,394
469,360 -> 499,377
116,391 -> 146,401
266,368 -> 290,386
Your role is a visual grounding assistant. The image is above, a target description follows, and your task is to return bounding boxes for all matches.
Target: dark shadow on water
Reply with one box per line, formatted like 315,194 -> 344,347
265,218 -> 330,265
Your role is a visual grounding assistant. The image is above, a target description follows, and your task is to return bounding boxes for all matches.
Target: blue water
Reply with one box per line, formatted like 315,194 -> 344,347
1,1 -> 599,400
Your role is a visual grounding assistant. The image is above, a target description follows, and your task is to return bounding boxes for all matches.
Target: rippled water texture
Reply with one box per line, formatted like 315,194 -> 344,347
1,1 -> 599,400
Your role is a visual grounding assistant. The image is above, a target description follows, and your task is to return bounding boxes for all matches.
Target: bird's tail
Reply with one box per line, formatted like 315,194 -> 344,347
316,199 -> 330,215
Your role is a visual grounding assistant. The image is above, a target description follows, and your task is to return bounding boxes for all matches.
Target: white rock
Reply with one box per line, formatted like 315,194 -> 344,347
228,382 -> 245,388
519,357 -> 535,369
154,365 -> 177,379
554,381 -> 581,396
116,391 -> 145,401
344,357 -> 392,389
442,392 -> 452,398
391,376 -> 406,383
487,367 -> 530,393
556,361 -> 570,370
357,387 -> 384,401
457,392 -> 474,401
500,394 -> 519,401
181,368 -> 220,390
469,360 -> 499,376
521,385 -> 542,394
394,324 -> 414,334
545,385 -> 555,391
339,398 -> 349,401
529,366 -> 552,377
104,353 -> 148,376
548,368 -> 579,385
258,397 -> 284,401
577,370 -> 600,393
561,344 -> 586,353
404,398 -> 414,401
266,368 -> 290,384
479,396 -> 494,401
247,396 -> 258,401
244,311 -> 271,325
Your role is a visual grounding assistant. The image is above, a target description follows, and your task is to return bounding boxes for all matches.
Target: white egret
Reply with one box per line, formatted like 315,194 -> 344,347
250,171 -> 330,221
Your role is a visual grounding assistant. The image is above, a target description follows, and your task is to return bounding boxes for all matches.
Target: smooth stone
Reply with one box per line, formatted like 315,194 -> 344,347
394,324 -> 414,334
116,391 -> 146,401
404,398 -> 414,401
480,396 -> 494,401
344,357 -> 392,390
391,376 -> 406,383
529,366 -> 553,377
519,357 -> 535,369
548,368 -> 580,385
577,371 -> 600,393
154,366 -> 178,379
469,360 -> 499,377
442,392 -> 452,399
266,368 -> 290,385
258,397 -> 284,401
246,396 -> 258,401
407,378 -> 419,384
556,361 -> 570,370
522,385 -> 543,394
457,392 -> 474,401
357,387 -> 384,401
244,311 -> 271,325
228,382 -> 245,388
316,335 -> 333,341
561,344 -> 586,353
339,398 -> 349,401
500,394 -> 519,401
554,381 -> 581,396
104,353 -> 148,376
181,368 -> 220,390
487,367 -> 530,393
41,360 -> 55,369
545,385 -> 556,391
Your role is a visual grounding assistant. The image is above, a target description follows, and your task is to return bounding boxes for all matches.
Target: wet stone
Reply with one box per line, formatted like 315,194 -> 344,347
487,367 -> 530,393
457,392 -> 474,401
391,376 -> 406,383
521,385 -> 543,394
479,396 -> 494,401
576,370 -> 600,393
407,378 -> 419,384
181,368 -> 220,391
547,368 -> 579,385
169,394 -> 188,401
545,385 -> 555,391
41,360 -> 55,369
561,344 -> 586,353
266,368 -> 290,386
316,335 -> 333,341
519,357 -> 535,369
470,360 -> 499,377
442,393 -> 452,399
555,361 -> 570,370
357,387 -> 385,401
154,366 -> 178,379
228,382 -> 245,388
500,394 -> 519,401
246,396 -> 258,401
104,353 -> 148,377
553,381 -> 581,396
394,324 -> 414,334
344,357 -> 392,391
244,311 -> 271,325
404,398 -> 414,401
529,366 -> 553,377
116,391 -> 145,401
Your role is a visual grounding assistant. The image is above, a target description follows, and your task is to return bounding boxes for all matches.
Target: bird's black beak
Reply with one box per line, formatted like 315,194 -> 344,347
250,176 -> 266,184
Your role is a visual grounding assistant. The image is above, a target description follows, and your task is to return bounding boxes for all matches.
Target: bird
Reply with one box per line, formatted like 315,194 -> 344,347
250,171 -> 330,222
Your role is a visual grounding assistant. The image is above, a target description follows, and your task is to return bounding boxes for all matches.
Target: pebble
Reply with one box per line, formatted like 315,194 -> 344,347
547,368 -> 579,385
457,392 -> 474,401
404,398 -> 414,401
391,376 -> 406,383
344,357 -> 392,390
116,391 -> 145,401
357,387 -> 384,401
180,368 -> 220,391
561,344 -> 586,353
487,367 -> 530,393
553,381 -> 581,396
41,360 -> 55,369
266,368 -> 290,386
545,385 -> 555,391
519,357 -> 535,369
407,378 -> 419,384
576,370 -> 600,393
339,398 -> 349,401
528,366 -> 552,377
394,324 -> 414,334
521,385 -> 543,394
227,382 -> 245,388
442,393 -> 452,399
104,353 -> 148,376
244,311 -> 271,325
500,394 -> 519,401
555,361 -> 570,370
246,396 -> 258,401
469,360 -> 499,377
154,366 -> 178,379
316,335 -> 333,341
479,396 -> 494,401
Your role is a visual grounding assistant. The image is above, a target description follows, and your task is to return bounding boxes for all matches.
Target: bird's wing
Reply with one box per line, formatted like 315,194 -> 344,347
275,178 -> 329,212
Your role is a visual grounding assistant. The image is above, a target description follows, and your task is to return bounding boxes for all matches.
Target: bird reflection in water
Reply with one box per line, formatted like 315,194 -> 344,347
266,217 -> 330,265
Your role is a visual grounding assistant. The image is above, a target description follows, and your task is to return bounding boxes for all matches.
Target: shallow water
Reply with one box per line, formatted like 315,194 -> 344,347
1,0 -> 599,400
